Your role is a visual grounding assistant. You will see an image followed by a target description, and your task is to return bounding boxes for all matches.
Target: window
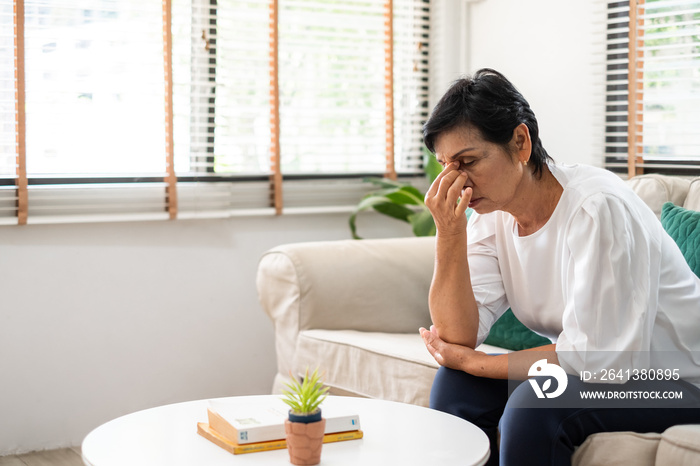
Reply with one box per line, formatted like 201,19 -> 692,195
2,0 -> 430,224
604,0 -> 700,177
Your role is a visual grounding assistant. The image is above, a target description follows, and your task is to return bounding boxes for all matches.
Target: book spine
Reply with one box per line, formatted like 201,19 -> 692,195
235,415 -> 361,444
234,429 -> 364,454
207,408 -> 285,444
232,439 -> 287,454
207,407 -> 361,444
198,422 -> 363,456
236,426 -> 285,444
323,430 -> 364,444
325,414 -> 361,433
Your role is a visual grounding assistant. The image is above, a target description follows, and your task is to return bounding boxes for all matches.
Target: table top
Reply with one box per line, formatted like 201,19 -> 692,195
82,395 -> 490,466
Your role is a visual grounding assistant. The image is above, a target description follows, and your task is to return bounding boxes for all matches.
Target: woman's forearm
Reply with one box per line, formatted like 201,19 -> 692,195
463,344 -> 559,379
421,328 -> 559,380
429,231 -> 480,348
423,160 -> 478,348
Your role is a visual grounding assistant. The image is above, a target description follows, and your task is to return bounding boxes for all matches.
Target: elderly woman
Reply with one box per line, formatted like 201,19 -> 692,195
419,69 -> 700,466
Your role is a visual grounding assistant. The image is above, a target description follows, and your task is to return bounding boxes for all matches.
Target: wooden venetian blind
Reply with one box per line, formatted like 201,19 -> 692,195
604,0 -> 700,176
2,0 -> 430,224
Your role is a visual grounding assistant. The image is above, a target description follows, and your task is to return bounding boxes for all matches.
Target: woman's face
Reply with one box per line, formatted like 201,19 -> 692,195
433,125 -> 528,215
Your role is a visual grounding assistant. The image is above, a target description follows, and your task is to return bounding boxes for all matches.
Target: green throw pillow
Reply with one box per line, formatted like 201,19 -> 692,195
483,308 -> 551,351
661,202 -> 700,278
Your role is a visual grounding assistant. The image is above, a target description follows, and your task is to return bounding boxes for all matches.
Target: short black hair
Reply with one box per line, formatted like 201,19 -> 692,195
423,68 -> 553,178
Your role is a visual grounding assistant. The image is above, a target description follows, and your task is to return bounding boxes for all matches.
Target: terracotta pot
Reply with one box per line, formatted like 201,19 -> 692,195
284,417 -> 326,465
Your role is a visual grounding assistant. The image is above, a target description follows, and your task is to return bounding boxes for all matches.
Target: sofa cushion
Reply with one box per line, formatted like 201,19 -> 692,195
293,329 -> 507,407
626,174 -> 691,218
685,178 -> 700,211
294,330 -> 438,407
661,202 -> 700,277
484,309 -> 552,351
571,431 -> 661,466
656,424 -> 700,465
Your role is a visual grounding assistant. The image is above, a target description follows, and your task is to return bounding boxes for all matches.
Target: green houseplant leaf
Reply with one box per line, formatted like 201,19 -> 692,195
385,185 -> 424,206
349,196 -> 415,239
349,147 -> 443,239
424,148 -> 443,184
362,177 -> 405,189
372,201 -> 415,222
408,209 -> 437,237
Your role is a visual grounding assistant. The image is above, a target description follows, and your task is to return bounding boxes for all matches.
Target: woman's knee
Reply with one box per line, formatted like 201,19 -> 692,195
430,367 -> 509,418
499,383 -> 579,465
430,366 -> 470,412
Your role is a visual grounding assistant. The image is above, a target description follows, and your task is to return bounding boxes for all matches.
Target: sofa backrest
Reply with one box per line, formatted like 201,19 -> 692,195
625,174 -> 700,218
257,236 -> 435,334
685,178 -> 700,211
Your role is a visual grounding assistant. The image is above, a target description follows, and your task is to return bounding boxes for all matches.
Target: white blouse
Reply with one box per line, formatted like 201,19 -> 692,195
468,163 -> 700,384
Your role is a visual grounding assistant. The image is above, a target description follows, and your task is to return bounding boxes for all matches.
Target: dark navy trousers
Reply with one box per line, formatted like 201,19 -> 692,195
430,366 -> 700,466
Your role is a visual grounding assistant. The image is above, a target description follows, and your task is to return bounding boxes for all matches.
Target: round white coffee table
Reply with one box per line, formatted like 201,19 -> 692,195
82,395 -> 489,465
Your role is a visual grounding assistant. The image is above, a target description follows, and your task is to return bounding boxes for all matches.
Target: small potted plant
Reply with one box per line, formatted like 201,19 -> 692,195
281,367 -> 330,465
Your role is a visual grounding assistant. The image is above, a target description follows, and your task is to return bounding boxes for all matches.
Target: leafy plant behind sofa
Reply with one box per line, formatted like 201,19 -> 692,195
349,149 -> 550,351
349,149 -> 443,240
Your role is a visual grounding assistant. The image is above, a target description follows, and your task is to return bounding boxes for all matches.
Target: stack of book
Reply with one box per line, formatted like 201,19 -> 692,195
197,397 -> 363,455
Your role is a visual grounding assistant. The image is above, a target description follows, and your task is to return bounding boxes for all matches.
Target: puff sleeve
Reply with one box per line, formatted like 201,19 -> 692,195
556,193 -> 662,377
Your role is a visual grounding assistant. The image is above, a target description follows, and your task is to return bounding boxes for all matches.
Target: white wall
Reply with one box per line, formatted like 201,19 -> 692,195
432,0 -> 605,167
0,213 -> 412,455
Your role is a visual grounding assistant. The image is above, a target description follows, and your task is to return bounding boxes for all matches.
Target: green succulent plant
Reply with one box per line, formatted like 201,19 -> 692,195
281,367 -> 329,416
349,148 -> 443,239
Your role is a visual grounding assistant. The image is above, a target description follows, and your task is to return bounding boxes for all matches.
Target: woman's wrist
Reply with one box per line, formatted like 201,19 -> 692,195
435,227 -> 467,241
463,351 -> 510,379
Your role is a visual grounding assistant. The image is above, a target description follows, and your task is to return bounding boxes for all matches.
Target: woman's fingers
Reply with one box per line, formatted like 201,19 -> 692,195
425,162 -> 458,198
446,171 -> 467,206
456,186 -> 473,215
424,162 -> 470,236
421,326 -> 469,370
424,163 -> 449,197
438,168 -> 464,198
426,164 -> 465,206
420,327 -> 444,365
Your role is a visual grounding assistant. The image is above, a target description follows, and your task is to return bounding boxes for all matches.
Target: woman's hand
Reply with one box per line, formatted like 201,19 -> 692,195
420,325 -> 514,379
420,325 -> 486,372
424,162 -> 472,237
421,325 -> 559,380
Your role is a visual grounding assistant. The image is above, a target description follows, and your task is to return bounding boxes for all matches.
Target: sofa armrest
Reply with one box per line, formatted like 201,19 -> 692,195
257,236 -> 435,389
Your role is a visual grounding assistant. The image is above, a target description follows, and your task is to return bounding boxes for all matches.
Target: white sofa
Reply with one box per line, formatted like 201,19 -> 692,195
257,173 -> 700,465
